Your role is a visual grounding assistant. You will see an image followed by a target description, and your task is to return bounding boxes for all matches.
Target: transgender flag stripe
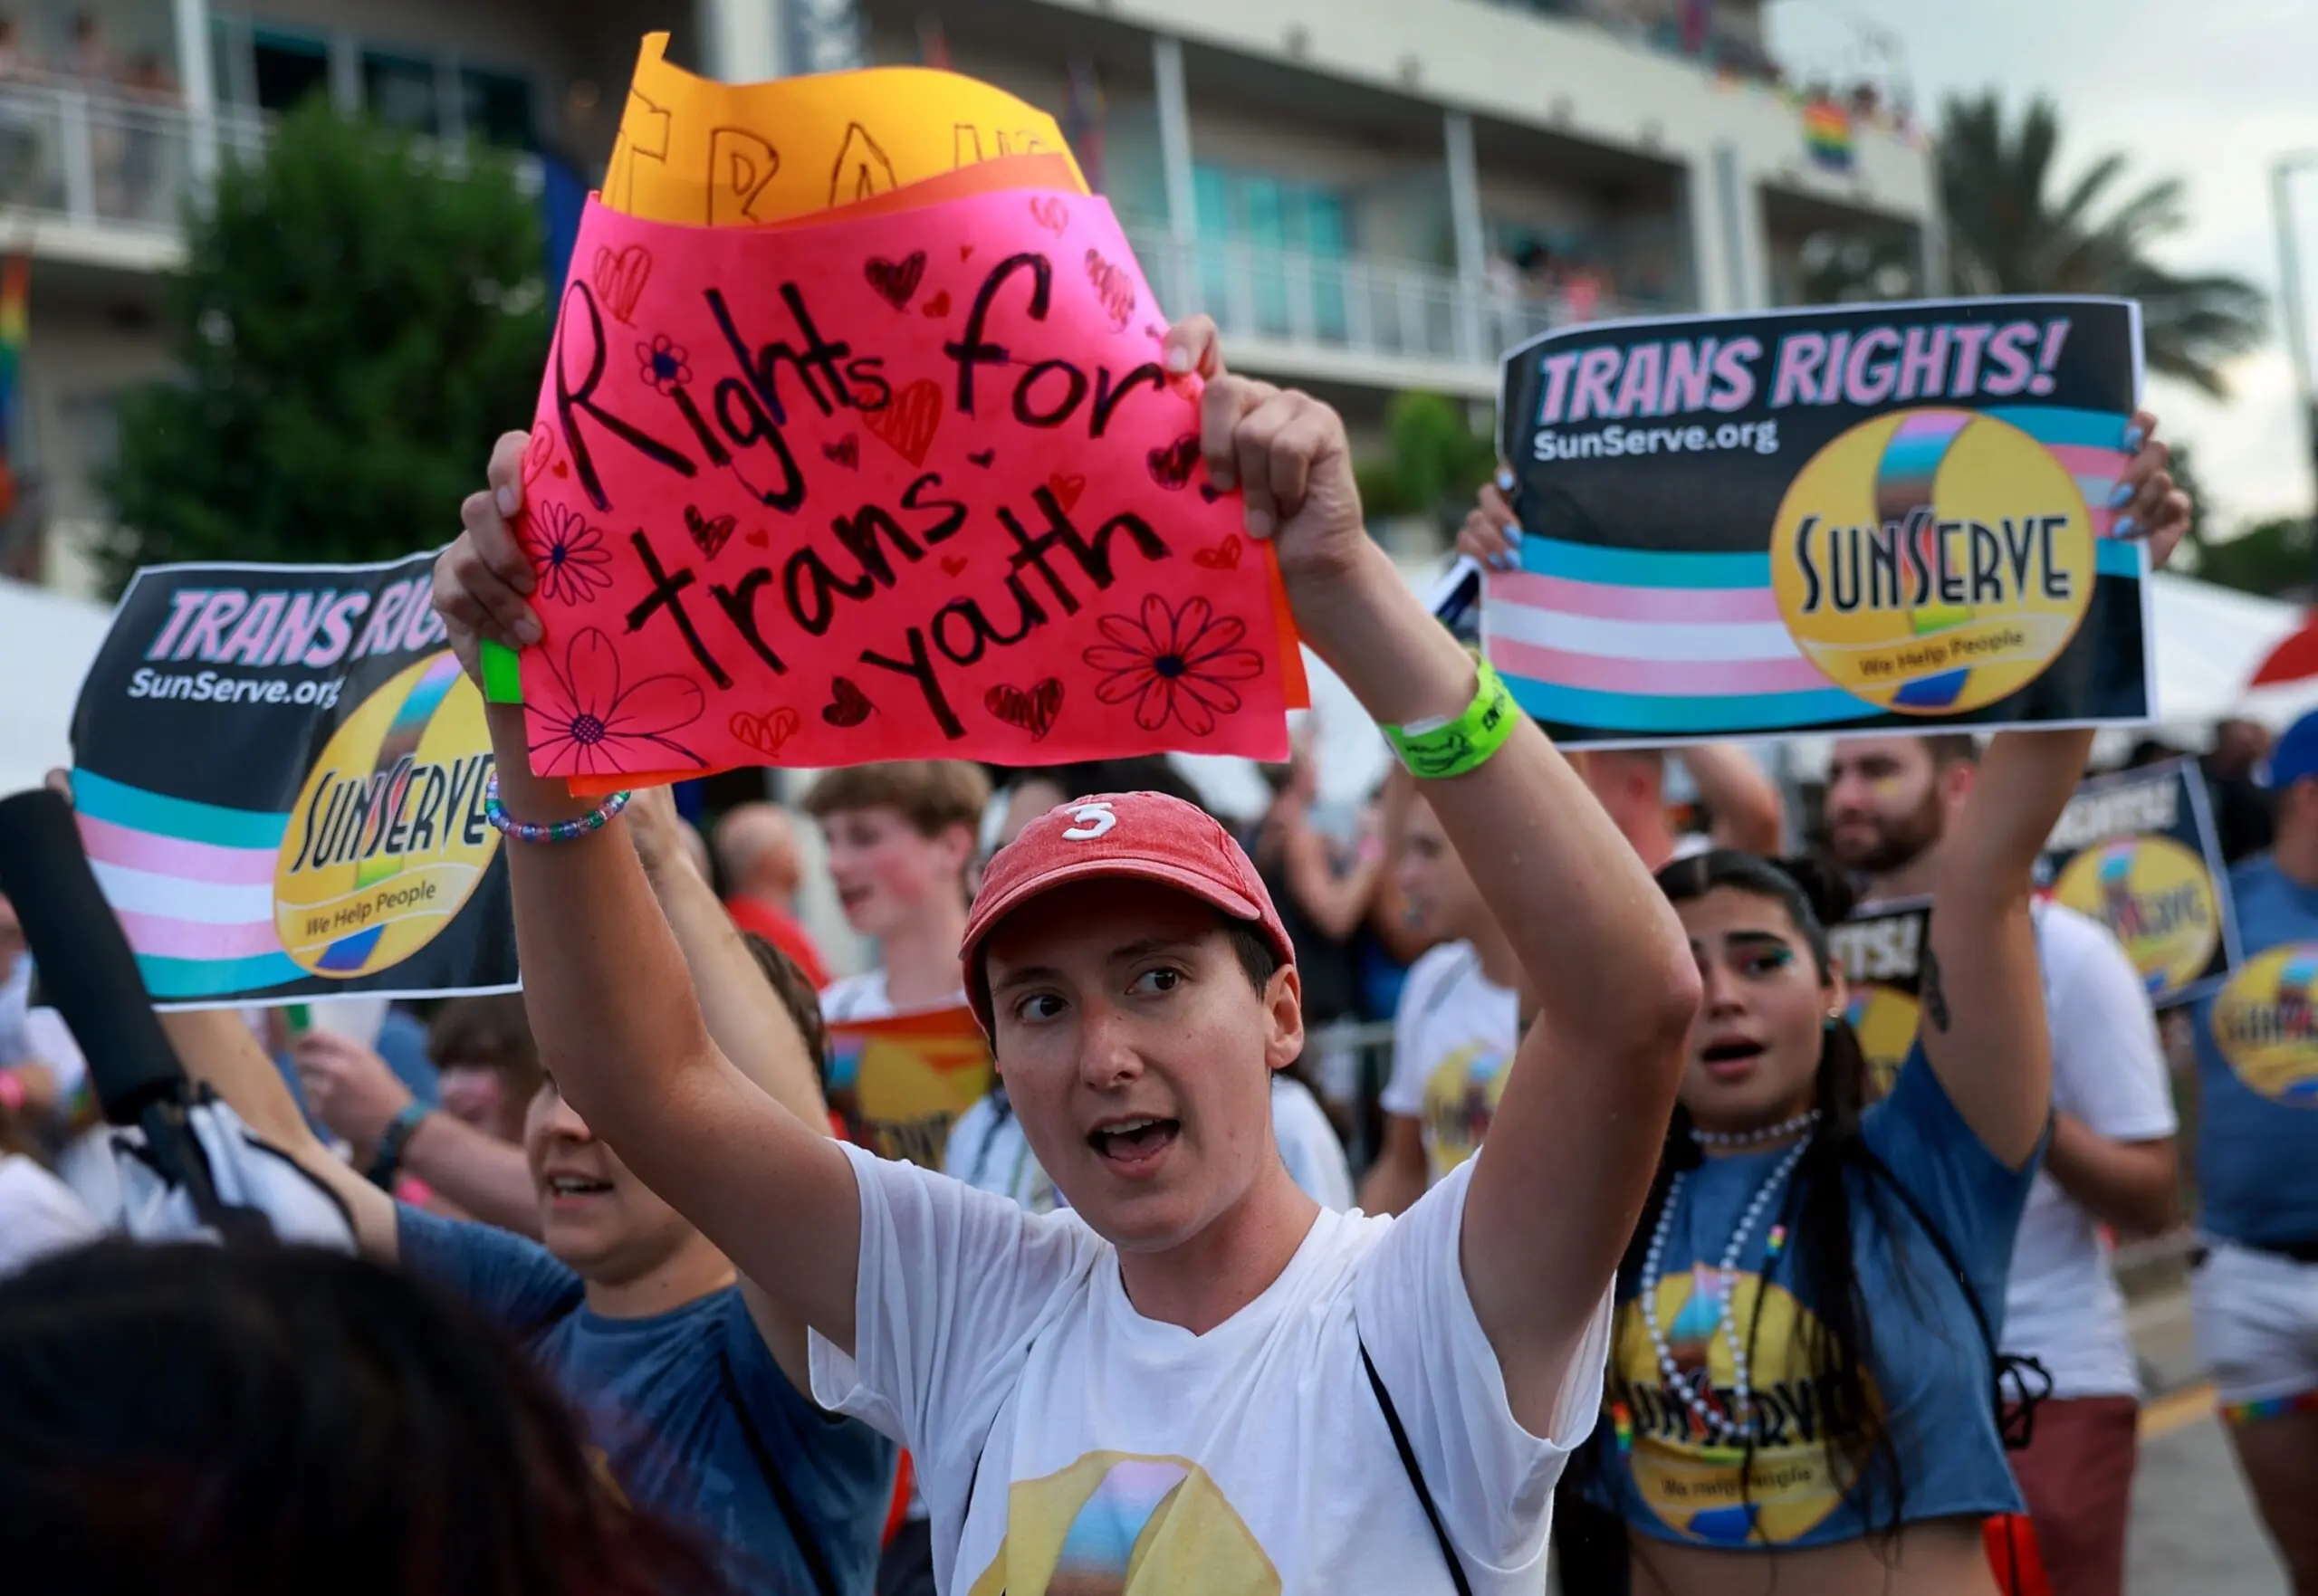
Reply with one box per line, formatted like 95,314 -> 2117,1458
74,769 -> 302,998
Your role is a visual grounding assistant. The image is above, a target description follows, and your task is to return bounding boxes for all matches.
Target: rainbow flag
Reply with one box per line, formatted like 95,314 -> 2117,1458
0,253 -> 26,518
1804,102 -> 1854,172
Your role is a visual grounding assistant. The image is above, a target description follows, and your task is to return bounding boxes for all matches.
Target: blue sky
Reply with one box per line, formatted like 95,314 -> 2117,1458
1767,0 -> 2318,533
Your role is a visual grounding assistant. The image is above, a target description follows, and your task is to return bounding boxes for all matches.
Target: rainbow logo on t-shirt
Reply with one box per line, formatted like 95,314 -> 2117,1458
964,1451 -> 1278,1594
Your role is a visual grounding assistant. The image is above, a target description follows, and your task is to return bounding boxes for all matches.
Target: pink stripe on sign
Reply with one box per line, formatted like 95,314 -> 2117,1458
114,907 -> 282,960
1491,637 -> 1835,697
1490,571 -> 1780,625
2047,444 -> 2126,479
77,812 -> 278,886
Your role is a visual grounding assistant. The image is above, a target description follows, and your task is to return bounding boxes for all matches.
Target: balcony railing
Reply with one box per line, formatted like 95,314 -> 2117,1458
1125,224 -> 1664,377
0,81 -> 534,245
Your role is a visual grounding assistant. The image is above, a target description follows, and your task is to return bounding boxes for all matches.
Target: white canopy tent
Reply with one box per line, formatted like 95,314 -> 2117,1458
0,578 -> 113,799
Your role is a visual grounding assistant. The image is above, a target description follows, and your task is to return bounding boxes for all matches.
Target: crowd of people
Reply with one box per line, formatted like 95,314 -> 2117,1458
0,319 -> 2311,1596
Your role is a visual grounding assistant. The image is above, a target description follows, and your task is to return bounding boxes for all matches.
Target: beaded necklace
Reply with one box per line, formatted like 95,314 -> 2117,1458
1689,1108 -> 1821,1150
1635,1135 -> 1812,1456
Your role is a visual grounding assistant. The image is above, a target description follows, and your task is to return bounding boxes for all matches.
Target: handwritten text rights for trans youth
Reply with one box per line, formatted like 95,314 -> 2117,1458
514,186 -> 1291,779
1525,315 -> 2080,428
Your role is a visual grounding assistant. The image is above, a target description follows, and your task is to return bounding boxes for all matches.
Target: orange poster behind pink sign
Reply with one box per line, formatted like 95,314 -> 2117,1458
513,187 -> 1293,778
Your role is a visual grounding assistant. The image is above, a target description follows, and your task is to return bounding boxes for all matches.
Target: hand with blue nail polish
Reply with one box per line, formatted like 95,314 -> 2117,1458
2106,480 -> 2136,511
1461,468 -> 1526,575
2106,407 -> 2190,568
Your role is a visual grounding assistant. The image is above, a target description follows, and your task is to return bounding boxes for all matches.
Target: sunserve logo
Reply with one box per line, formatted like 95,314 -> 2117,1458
2211,943 -> 2318,1105
273,652 -> 499,978
1771,408 -> 2096,714
1614,1271 -> 1882,1546
2053,836 -> 2219,995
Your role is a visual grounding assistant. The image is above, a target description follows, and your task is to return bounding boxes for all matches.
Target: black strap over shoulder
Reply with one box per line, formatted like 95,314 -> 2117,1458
1359,1334 -> 1475,1596
1855,1142 -> 2054,1451
715,1340 -> 843,1596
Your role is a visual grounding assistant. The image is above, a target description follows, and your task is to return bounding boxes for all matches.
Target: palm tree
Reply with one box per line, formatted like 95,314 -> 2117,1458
1810,93 -> 2265,397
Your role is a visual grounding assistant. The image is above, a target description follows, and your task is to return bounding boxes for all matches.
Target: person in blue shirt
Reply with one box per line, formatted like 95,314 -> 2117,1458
1571,415 -> 2189,1596
161,785 -> 896,1596
2189,707 -> 2318,1596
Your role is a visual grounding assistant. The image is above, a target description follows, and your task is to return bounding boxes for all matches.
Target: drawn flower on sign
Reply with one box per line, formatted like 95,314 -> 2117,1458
522,501 -> 614,607
636,332 -> 692,393
1083,596 -> 1264,736
530,627 -> 707,777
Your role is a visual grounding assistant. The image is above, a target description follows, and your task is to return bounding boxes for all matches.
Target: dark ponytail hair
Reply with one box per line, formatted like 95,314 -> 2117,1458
1559,849 -> 1911,1581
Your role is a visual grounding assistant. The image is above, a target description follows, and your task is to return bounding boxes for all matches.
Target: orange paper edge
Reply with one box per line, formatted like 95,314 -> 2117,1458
751,152 -> 1080,232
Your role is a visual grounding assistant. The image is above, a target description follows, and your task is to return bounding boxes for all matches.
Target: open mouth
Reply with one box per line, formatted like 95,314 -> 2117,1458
1700,1039 -> 1766,1079
545,1175 -> 614,1201
1087,1116 -> 1180,1173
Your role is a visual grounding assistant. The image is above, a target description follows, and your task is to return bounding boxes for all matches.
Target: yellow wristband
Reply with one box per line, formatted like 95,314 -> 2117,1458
1382,658 -> 1518,779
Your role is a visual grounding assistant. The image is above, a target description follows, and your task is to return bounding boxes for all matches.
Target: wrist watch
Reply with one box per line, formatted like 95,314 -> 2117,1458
366,1102 -> 433,1190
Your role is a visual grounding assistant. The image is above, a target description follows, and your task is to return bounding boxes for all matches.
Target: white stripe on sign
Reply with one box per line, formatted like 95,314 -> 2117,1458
91,859 -> 277,927
1488,604 -> 1806,664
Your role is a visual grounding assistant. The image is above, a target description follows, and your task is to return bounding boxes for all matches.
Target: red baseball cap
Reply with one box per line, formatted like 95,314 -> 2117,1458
960,791 -> 1295,1035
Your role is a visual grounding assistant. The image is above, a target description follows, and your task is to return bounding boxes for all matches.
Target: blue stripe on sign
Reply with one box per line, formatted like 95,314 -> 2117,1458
136,950 -> 307,999
1984,406 -> 2130,450
74,769 -> 288,851
1521,537 -> 1771,590
2095,540 -> 2143,578
1504,673 -> 1868,733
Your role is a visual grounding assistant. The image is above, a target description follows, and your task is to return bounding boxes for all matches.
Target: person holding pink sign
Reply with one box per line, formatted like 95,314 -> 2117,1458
434,316 -> 1702,1593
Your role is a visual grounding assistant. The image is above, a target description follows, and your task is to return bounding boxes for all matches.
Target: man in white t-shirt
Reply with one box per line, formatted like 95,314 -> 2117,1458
432,316 -> 1704,1594
1359,796 -> 1521,1215
1826,733 -> 2178,1596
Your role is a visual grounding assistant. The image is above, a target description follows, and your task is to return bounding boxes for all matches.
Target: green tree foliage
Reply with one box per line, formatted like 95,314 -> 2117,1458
1353,391 -> 1498,534
1808,93 -> 2265,396
99,100 -> 549,595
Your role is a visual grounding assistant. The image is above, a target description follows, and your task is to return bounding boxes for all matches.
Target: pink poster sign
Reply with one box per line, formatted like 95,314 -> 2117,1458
509,187 -> 1295,779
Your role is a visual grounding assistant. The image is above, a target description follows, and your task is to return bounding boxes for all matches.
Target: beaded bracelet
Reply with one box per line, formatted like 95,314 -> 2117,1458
483,770 -> 632,844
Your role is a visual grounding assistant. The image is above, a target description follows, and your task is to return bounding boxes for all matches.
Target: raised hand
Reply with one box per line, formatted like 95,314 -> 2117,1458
432,431 -> 543,683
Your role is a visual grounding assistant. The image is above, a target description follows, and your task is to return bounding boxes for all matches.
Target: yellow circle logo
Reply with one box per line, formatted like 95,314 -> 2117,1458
1613,1270 -> 1882,1546
2210,942 -> 2318,1106
2053,837 -> 2218,998
1771,408 -> 2096,715
273,653 -> 499,980
965,1452 -> 1278,1595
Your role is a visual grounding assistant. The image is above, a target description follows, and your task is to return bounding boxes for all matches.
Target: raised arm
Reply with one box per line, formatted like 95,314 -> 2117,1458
1921,413 -> 2188,1169
292,1028 -> 539,1236
1681,744 -> 1785,854
432,444 -> 861,1353
626,785 -> 833,1391
1193,322 -> 1700,1431
158,1008 -> 398,1258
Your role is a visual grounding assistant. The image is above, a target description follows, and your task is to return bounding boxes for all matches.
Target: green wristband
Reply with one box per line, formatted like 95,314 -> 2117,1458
1382,658 -> 1518,779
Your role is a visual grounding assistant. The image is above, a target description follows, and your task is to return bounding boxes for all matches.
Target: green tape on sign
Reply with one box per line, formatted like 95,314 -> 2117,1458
480,639 -> 524,704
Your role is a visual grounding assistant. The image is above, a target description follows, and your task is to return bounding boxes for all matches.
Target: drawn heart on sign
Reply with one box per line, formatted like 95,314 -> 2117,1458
861,379 -> 943,466
864,251 -> 926,310
960,244 -> 975,261
823,435 -> 860,469
745,529 -> 770,548
967,449 -> 995,468
941,555 -> 968,577
822,677 -> 875,728
1143,323 -> 1165,341
522,424 -> 555,485
1197,483 -> 1221,503
1047,473 -> 1087,512
685,503 -> 736,560
922,290 -> 952,319
1193,536 -> 1243,571
1146,434 -> 1199,491
591,244 -> 651,324
1029,196 -> 1069,235
729,707 -> 800,759
985,679 -> 1064,741
1084,248 -> 1135,330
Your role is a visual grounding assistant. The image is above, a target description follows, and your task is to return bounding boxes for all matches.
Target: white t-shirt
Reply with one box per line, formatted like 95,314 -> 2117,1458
0,1153 -> 101,1276
0,954 -> 88,1105
1380,942 -> 1521,1185
819,969 -> 972,1025
2002,903 -> 2179,1400
1666,830 -> 1713,864
809,1146 -> 1608,1594
943,1076 -> 1355,1214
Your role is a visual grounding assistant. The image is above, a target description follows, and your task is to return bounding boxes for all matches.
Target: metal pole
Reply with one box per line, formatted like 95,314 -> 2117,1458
2272,154 -> 2318,584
